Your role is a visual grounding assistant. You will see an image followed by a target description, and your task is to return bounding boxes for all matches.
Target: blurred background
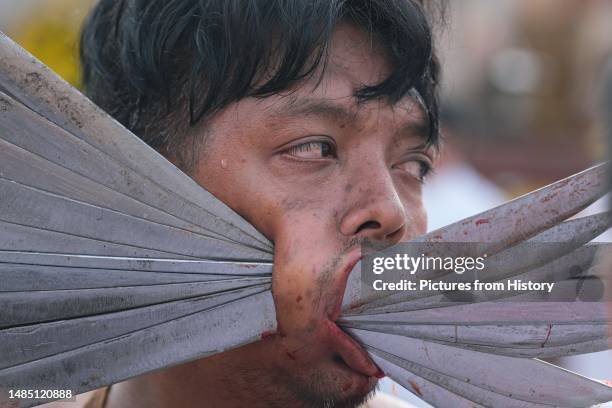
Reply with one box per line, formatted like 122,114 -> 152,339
1,0 -> 610,407
432,0 -> 612,202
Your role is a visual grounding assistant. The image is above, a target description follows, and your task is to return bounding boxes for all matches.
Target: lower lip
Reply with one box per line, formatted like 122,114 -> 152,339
324,319 -> 380,378
323,249 -> 383,379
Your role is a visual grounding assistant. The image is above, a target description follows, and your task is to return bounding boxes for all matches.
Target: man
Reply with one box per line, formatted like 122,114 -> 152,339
79,0 -> 441,406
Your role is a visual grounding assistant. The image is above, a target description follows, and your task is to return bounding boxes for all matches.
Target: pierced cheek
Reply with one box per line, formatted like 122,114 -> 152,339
271,227 -> 347,339
271,240 -> 321,329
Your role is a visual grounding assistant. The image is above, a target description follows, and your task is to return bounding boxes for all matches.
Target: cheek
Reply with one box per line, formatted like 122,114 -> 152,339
193,158 -> 341,335
268,201 -> 351,339
191,154 -> 282,240
271,206 -> 338,289
411,204 -> 428,236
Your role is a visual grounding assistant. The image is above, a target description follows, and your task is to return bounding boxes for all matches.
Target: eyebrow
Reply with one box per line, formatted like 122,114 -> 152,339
393,118 -> 431,148
269,96 -> 431,144
269,97 -> 355,123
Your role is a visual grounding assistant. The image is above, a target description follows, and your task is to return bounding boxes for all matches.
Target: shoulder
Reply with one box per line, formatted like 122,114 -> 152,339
83,387 -> 110,408
35,389 -> 109,408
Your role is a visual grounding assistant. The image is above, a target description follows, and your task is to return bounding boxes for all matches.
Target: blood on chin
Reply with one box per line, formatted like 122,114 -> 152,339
262,333 -> 378,400
274,349 -> 379,404
264,317 -> 379,379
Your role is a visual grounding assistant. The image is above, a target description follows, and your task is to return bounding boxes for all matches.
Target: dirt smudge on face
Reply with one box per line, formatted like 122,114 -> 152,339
280,197 -> 307,212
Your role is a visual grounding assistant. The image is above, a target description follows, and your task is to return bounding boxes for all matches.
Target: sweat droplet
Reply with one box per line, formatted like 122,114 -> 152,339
220,159 -> 228,169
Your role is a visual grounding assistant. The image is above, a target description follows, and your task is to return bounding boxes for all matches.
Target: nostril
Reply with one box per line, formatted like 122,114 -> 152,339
385,224 -> 405,241
332,353 -> 348,367
355,220 -> 380,234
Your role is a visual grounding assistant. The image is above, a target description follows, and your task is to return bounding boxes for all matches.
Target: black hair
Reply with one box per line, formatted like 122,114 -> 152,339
80,0 -> 442,170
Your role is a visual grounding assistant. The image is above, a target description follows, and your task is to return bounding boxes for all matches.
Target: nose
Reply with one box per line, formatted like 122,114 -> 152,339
339,169 -> 407,247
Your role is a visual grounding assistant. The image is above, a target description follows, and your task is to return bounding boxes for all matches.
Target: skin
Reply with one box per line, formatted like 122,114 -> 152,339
105,22 -> 434,408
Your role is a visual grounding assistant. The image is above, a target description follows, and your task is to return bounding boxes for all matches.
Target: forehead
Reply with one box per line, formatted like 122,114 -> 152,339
260,23 -> 428,130
209,22 -> 429,142
324,22 -> 392,91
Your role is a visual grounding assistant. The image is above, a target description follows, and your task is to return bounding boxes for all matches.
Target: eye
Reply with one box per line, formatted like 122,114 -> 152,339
394,159 -> 432,182
284,140 -> 337,159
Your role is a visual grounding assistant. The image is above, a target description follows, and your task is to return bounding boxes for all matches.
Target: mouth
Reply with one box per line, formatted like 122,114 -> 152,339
324,318 -> 383,378
324,249 -> 383,379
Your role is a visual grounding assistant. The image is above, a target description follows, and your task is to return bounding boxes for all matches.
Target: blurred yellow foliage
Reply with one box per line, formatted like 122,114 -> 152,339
9,0 -> 94,88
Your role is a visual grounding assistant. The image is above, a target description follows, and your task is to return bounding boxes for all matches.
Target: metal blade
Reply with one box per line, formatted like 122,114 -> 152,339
0,285 -> 269,370
0,290 -> 276,407
0,177 -> 271,262
0,251 -> 272,276
0,31 -> 272,250
343,321 -> 609,349
341,302 -> 610,325
450,337 -> 611,358
418,162 -> 608,247
0,137 -> 244,246
352,243 -> 601,315
0,265 -> 212,290
347,321 -> 610,358
470,213 -> 610,282
0,264 -> 269,291
371,351 -> 549,408
350,329 -> 612,406
0,90 -> 272,254
0,221 -> 190,258
0,278 -> 271,327
529,211 -> 612,242
343,203 -> 610,312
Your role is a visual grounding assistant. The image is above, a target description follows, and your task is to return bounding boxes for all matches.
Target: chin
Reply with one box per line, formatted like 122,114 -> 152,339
273,352 -> 379,407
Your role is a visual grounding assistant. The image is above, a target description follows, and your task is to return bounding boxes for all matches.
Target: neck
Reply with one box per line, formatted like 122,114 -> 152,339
104,343 -> 299,408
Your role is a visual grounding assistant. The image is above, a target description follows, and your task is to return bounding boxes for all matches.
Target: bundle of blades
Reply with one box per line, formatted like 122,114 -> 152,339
337,164 -> 612,407
0,31 -> 611,408
0,31 -> 276,407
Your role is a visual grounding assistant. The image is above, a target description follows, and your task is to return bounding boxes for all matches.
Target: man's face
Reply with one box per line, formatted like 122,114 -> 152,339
189,23 -> 433,406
